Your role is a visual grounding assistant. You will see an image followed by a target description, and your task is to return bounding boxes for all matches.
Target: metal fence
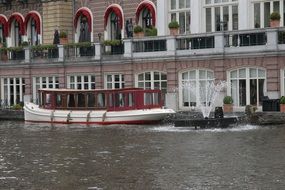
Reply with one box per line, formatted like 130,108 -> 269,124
133,40 -> 166,52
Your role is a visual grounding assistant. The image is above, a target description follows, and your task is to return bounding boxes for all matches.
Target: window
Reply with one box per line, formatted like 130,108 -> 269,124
110,12 -> 121,40
229,68 -> 266,107
179,70 -> 214,108
33,76 -> 59,104
169,0 -> 191,34
142,8 -> 152,29
253,1 -> 284,28
67,75 -> 96,90
13,21 -> 22,47
105,74 -> 125,89
204,0 -> 238,32
1,77 -> 25,106
136,71 -> 167,94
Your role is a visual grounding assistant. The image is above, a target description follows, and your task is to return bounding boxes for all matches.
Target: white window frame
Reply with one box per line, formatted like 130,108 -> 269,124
251,0 -> 284,28
227,67 -> 266,108
169,0 -> 191,34
1,77 -> 25,106
67,74 -> 96,90
135,71 -> 167,93
32,76 -> 59,103
104,73 -> 125,89
178,69 -> 214,109
203,0 -> 239,32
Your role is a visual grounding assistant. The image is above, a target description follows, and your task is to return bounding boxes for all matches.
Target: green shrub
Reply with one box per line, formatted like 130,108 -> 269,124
145,27 -> 157,36
223,96 -> 233,104
168,21 -> 179,29
21,41 -> 29,46
270,12 -> 281,21
12,104 -> 23,110
103,40 -> 121,46
280,96 -> 285,104
133,25 -> 143,33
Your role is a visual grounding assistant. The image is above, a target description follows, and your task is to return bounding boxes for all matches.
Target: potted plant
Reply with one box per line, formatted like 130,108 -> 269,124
280,96 -> 285,112
59,31 -> 68,44
223,96 -> 233,112
270,12 -> 280,27
168,20 -> 179,36
133,25 -> 144,38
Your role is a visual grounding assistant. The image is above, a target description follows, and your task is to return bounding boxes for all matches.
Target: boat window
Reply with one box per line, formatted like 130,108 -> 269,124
108,94 -> 114,107
128,93 -> 134,107
45,93 -> 52,108
144,93 -> 153,105
153,92 -> 160,105
68,94 -> 76,107
87,93 -> 95,107
97,93 -> 105,107
115,93 -> 125,107
56,94 -> 62,107
77,93 -> 86,107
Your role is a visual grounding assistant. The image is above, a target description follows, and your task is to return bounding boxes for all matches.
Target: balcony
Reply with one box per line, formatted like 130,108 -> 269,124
0,27 -> 284,65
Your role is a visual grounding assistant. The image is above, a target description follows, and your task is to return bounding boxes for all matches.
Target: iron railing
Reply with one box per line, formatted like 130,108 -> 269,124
102,43 -> 124,55
133,39 -> 166,52
176,36 -> 215,50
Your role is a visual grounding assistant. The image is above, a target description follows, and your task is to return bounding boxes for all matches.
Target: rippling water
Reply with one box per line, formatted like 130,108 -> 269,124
0,121 -> 285,189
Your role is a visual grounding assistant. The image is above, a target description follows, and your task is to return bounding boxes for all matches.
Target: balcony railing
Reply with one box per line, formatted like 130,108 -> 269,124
0,27 -> 284,64
102,43 -> 124,55
133,39 -> 166,52
31,45 -> 59,59
64,43 -> 95,58
176,36 -> 215,50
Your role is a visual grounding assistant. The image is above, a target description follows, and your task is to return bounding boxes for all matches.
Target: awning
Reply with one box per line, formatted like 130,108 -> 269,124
24,12 -> 41,34
135,2 -> 156,26
8,14 -> 25,35
74,8 -> 92,32
104,6 -> 123,29
0,16 -> 8,37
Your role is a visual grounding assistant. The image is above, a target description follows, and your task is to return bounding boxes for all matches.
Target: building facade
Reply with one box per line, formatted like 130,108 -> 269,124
0,0 -> 285,112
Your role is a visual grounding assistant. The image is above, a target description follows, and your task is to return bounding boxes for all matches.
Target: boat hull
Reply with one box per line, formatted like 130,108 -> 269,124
24,102 -> 175,125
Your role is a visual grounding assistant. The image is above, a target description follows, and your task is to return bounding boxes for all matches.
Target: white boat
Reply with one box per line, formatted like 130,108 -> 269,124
24,88 -> 175,125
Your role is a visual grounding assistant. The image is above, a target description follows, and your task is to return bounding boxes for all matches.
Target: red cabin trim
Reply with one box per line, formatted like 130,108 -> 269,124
135,1 -> 156,26
0,15 -> 8,37
25,12 -> 41,34
74,8 -> 92,32
104,5 -> 123,29
8,13 -> 25,36
39,88 -> 163,111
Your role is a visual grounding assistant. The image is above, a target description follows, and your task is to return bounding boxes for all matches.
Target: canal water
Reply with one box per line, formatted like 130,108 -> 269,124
0,121 -> 285,190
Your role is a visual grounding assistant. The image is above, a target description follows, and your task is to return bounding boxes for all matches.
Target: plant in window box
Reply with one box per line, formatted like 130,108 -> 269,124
103,39 -> 121,46
223,96 -> 233,113
270,12 -> 281,28
280,96 -> 285,112
133,25 -> 144,38
168,20 -> 179,36
59,31 -> 68,44
145,26 -> 157,37
21,41 -> 29,47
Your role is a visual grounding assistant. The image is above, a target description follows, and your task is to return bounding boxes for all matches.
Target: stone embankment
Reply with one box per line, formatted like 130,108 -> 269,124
0,109 -> 24,121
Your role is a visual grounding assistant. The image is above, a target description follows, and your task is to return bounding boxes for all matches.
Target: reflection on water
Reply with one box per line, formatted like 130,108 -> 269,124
0,121 -> 285,189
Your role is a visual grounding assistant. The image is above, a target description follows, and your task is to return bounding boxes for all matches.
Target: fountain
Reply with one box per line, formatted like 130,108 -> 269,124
174,80 -> 239,129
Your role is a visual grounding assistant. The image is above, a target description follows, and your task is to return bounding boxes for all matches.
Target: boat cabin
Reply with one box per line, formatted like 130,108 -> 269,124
38,88 -> 163,111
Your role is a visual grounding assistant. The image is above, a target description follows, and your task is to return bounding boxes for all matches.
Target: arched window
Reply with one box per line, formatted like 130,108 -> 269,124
179,69 -> 214,108
8,14 -> 25,47
104,5 -> 123,40
136,1 -> 156,30
25,12 -> 41,45
110,12 -> 121,40
229,67 -> 266,107
0,15 -> 8,45
74,8 -> 92,42
142,8 -> 152,29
